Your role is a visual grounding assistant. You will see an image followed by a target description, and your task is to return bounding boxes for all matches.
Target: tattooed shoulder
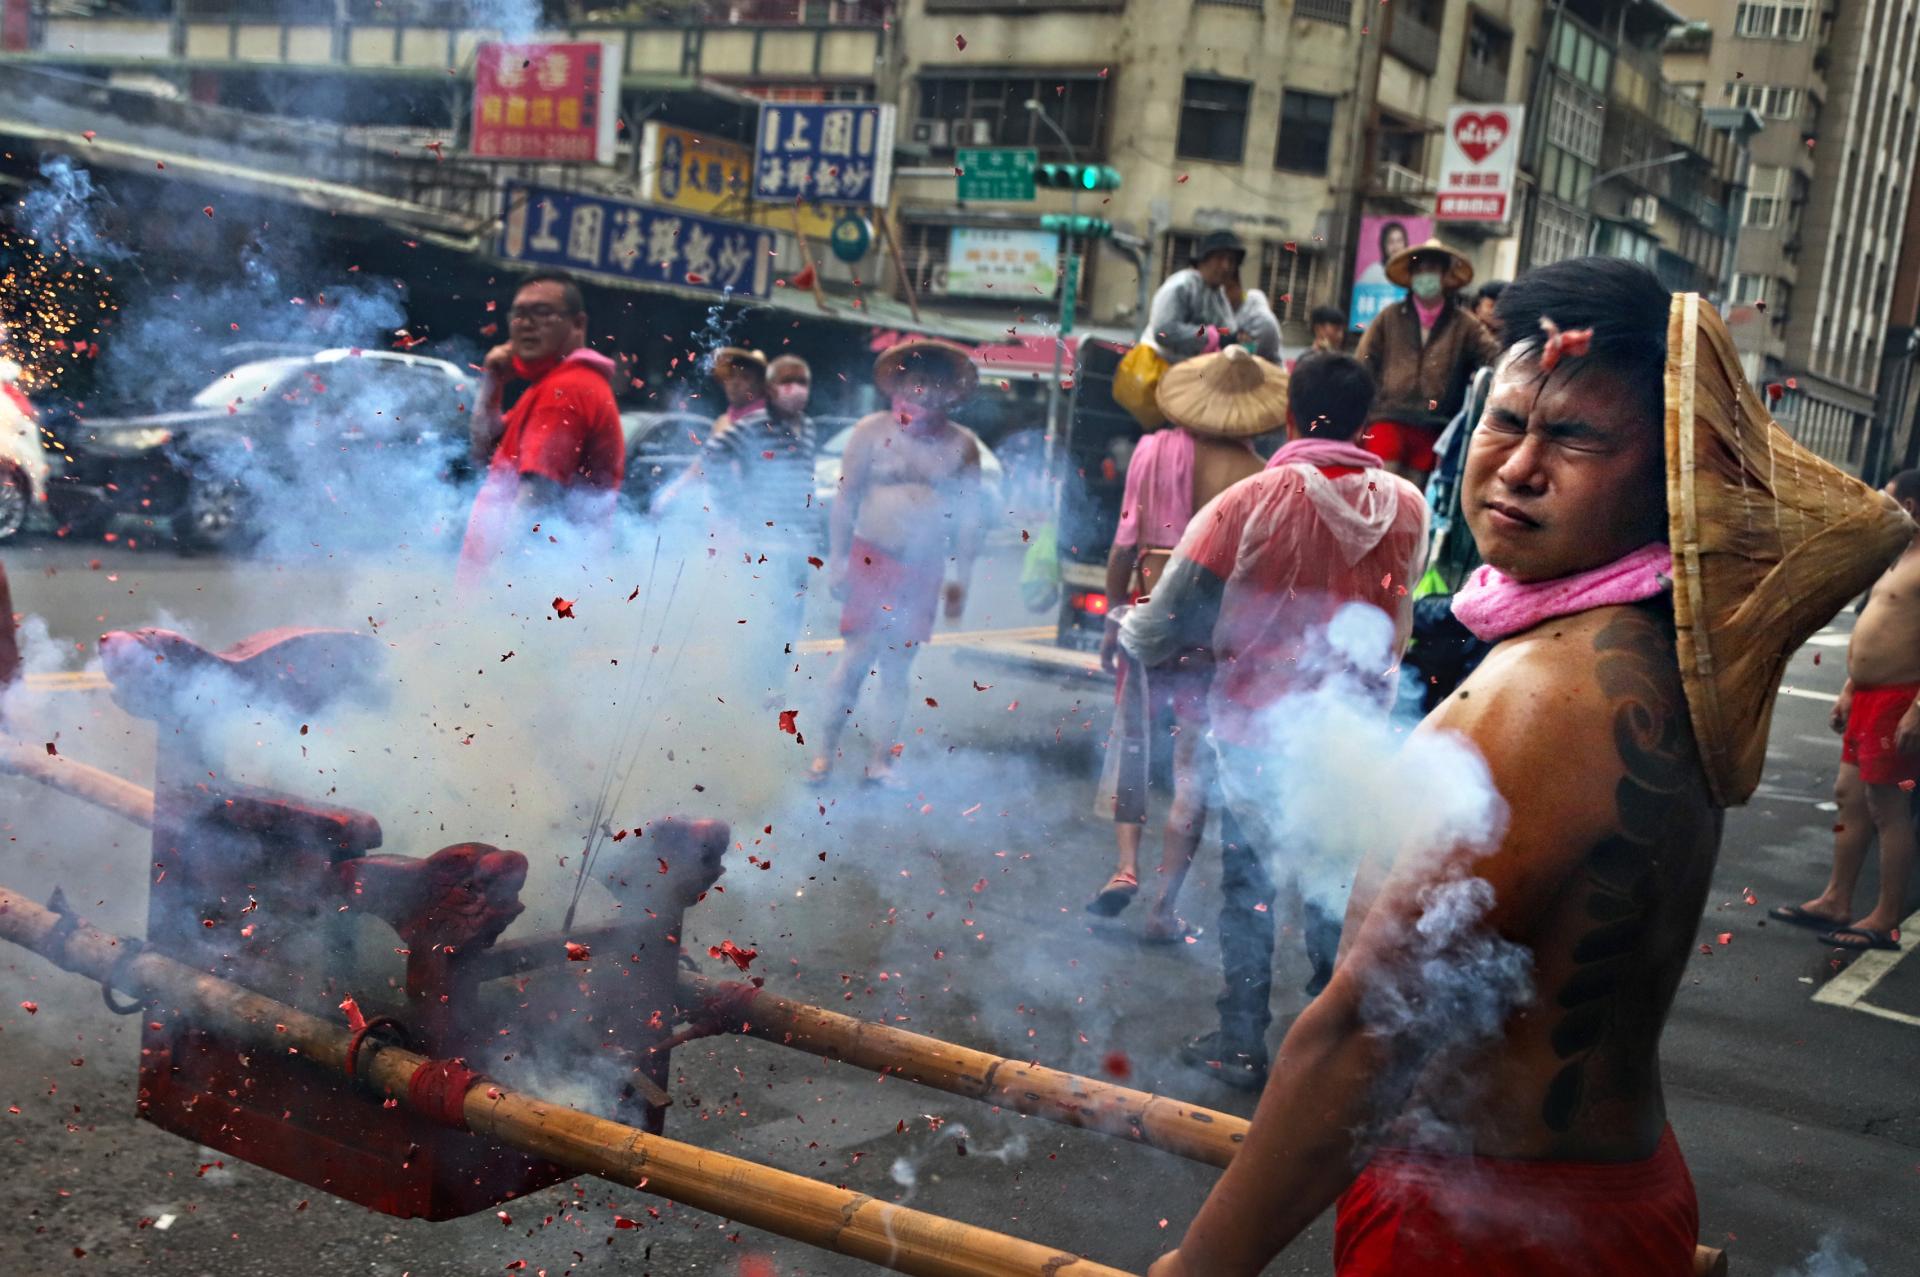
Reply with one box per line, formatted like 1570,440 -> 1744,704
1542,604 -> 1701,1132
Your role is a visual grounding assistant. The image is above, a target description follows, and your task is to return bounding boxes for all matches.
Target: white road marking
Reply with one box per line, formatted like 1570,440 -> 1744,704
1811,905 -> 1920,1028
1803,633 -> 1852,648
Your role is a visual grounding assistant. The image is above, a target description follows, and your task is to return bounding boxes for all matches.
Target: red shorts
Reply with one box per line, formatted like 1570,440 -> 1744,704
840,536 -> 942,645
1841,682 -> 1920,785
1360,420 -> 1441,474
1334,1126 -> 1698,1277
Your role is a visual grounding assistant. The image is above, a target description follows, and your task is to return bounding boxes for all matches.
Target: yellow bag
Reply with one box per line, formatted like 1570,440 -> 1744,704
1112,342 -> 1168,429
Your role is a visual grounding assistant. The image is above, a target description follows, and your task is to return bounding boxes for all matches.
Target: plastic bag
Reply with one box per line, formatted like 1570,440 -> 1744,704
1112,342 -> 1168,429
1020,522 -> 1061,612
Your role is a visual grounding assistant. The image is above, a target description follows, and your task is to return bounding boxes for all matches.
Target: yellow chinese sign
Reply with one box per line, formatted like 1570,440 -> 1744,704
641,122 -> 838,240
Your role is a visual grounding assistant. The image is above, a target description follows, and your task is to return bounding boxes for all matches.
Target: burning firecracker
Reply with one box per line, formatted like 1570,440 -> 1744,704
0,227 -> 116,395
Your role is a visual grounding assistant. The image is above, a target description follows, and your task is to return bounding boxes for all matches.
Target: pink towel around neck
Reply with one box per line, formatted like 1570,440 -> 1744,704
1267,437 -> 1382,471
1451,542 -> 1673,641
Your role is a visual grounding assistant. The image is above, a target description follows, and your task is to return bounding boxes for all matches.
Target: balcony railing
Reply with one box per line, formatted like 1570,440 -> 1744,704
1294,0 -> 1352,23
1374,161 -> 1434,196
1384,9 -> 1439,75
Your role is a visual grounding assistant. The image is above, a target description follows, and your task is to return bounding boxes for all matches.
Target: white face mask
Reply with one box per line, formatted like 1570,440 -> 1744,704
1409,270 -> 1445,302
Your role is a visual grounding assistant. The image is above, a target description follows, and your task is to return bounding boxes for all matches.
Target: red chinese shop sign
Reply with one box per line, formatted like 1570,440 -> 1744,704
471,41 -> 619,165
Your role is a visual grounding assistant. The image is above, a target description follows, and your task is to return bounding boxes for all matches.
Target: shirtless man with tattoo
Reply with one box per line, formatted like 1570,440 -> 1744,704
1148,258 -> 1910,1276
808,339 -> 983,785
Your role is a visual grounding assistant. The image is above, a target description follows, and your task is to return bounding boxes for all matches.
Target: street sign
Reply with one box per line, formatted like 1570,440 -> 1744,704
829,214 -> 874,263
498,181 -> 775,301
1436,104 -> 1524,222
1059,257 -> 1080,336
945,226 -> 1058,296
470,41 -> 618,164
752,103 -> 896,208
956,148 -> 1038,202
637,121 -> 837,239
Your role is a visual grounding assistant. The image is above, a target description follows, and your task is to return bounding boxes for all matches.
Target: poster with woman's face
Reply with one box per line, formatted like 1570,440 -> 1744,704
1350,215 -> 1434,329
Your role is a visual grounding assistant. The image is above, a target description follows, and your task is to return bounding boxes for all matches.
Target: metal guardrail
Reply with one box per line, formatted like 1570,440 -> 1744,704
1293,0 -> 1352,24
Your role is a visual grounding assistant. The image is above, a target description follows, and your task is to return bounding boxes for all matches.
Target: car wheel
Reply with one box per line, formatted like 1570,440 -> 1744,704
172,478 -> 252,553
0,464 -> 28,543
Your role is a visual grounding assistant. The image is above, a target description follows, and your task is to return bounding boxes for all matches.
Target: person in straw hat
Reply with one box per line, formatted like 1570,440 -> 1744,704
1354,238 -> 1499,486
1086,346 -> 1278,938
1147,257 -> 1911,1277
1121,349 -> 1426,1085
708,346 -> 769,437
1770,467 -> 1920,952
807,338 -> 984,786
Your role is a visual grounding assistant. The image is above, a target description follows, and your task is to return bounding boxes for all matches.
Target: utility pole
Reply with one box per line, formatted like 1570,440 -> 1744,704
1027,98 -> 1078,471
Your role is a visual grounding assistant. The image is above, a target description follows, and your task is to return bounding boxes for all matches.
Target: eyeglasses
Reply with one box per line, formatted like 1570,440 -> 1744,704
509,304 -> 573,323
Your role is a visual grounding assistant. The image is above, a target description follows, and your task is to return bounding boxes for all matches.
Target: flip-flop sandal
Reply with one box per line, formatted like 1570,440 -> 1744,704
1768,904 -> 1851,929
1816,926 -> 1902,952
1086,872 -> 1139,917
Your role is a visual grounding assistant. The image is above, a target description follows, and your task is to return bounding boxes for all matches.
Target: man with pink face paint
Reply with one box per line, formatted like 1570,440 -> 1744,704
808,339 -> 984,785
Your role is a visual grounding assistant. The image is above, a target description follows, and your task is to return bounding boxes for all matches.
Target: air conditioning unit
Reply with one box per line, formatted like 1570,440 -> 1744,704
910,119 -> 950,147
964,119 -> 994,145
1628,194 -> 1658,225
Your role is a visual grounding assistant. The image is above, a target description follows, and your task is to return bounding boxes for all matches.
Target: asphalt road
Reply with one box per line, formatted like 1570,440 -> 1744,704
0,535 -> 1913,1277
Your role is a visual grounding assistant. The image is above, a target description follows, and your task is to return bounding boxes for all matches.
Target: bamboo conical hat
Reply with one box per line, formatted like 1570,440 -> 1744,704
1666,292 -> 1914,807
1154,345 -> 1290,439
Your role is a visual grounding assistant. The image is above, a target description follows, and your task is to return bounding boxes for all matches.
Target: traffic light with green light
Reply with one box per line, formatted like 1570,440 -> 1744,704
1040,213 -> 1114,238
1036,163 -> 1122,192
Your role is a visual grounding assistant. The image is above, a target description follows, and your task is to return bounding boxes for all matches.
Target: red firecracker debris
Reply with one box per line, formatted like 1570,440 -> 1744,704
955,33 -> 967,50
202,206 -> 214,217
708,939 -> 758,971
564,942 -> 591,962
44,742 -> 56,756
553,597 -> 576,618
1101,1050 -> 1131,1080
19,1001 -> 37,1014
613,1215 -> 640,1230
778,709 -> 799,735
807,555 -> 824,569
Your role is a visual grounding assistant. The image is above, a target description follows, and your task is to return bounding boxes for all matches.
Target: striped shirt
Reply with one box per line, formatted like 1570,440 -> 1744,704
701,408 -> 819,537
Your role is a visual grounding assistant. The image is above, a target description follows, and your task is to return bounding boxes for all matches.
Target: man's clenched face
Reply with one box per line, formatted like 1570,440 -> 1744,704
1463,348 -> 1667,583
507,280 -> 585,364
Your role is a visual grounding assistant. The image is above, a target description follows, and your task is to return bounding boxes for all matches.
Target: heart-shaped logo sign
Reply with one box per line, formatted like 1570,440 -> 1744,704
1454,111 -> 1511,165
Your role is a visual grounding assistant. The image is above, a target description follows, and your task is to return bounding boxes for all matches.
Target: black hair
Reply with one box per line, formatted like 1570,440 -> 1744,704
1495,256 -> 1669,430
1288,351 -> 1375,441
1309,304 -> 1348,328
1475,280 -> 1507,306
514,269 -> 586,317
1377,220 -> 1408,260
1889,469 -> 1920,508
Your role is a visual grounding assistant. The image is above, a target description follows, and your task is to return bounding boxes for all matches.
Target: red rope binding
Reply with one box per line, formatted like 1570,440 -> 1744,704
407,1059 -> 486,1130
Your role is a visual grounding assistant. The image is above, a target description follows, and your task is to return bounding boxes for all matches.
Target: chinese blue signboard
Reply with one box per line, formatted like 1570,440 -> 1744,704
751,103 -> 896,208
498,182 -> 775,300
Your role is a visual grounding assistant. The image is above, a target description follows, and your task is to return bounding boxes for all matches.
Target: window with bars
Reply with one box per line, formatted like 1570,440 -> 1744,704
1274,90 -> 1337,174
1540,144 -> 1595,205
1294,0 -> 1352,22
1734,2 -> 1810,38
1529,198 -> 1592,270
1744,164 -> 1785,227
1725,82 -> 1800,119
915,73 -> 1111,157
1256,243 -> 1323,324
1545,76 -> 1604,163
1177,76 -> 1252,164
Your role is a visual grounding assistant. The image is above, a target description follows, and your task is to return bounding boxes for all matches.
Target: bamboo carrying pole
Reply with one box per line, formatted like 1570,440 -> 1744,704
680,976 -> 1729,1275
0,754 -> 1734,1276
0,886 -> 1131,1277
679,972 -> 1244,1168
0,735 -> 155,828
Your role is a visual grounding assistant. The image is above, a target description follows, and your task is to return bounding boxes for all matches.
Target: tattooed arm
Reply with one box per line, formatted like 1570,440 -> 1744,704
1152,609 -> 1694,1275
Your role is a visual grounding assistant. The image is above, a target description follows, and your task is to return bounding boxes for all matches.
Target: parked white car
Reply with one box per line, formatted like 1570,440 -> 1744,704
0,355 -> 50,543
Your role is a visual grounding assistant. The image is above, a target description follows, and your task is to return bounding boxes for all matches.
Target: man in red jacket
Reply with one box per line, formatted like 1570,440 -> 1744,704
459,270 -> 624,583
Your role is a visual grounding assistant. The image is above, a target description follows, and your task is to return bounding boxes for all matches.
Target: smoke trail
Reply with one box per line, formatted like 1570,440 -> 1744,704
17,156 -> 131,263
1777,1234 -> 1870,1277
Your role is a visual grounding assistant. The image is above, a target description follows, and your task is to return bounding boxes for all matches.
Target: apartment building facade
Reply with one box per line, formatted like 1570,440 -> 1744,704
1667,0 -> 1920,472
